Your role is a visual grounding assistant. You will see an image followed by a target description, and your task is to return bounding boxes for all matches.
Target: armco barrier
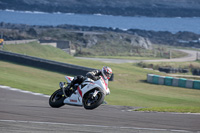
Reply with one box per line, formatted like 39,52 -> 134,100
164,77 -> 173,86
178,78 -> 187,88
186,80 -> 193,88
158,67 -> 189,74
147,74 -> 200,90
158,76 -> 165,85
0,50 -> 94,76
0,50 -> 114,81
172,78 -> 179,87
153,75 -> 159,84
147,74 -> 154,83
193,81 -> 200,89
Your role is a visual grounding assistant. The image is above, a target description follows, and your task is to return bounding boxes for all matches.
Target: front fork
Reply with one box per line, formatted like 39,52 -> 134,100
92,90 -> 99,98
59,82 -> 68,97
59,82 -> 66,89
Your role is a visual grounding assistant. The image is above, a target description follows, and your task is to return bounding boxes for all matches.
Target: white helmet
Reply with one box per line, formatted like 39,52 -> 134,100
102,66 -> 112,79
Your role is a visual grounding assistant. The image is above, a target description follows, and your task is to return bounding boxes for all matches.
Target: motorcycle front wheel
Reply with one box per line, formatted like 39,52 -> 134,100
83,88 -> 105,110
49,89 -> 65,108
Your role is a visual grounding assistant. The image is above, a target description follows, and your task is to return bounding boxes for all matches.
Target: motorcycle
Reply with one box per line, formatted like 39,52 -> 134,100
49,76 -> 110,110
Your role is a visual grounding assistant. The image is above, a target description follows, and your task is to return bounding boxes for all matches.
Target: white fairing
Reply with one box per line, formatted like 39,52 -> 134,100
65,76 -> 74,83
63,76 -> 109,106
94,76 -> 110,95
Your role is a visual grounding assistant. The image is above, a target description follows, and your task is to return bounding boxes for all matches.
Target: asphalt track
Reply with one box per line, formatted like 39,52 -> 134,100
0,86 -> 200,133
76,49 -> 198,63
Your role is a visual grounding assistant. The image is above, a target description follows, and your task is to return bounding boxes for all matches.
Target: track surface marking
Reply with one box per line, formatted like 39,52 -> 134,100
0,86 -> 199,133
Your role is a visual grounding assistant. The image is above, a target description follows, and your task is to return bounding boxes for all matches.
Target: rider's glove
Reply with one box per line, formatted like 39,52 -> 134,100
93,76 -> 100,81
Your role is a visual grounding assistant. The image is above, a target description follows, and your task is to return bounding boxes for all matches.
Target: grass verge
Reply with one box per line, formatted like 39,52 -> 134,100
0,61 -> 65,94
136,107 -> 200,113
1,42 -> 200,113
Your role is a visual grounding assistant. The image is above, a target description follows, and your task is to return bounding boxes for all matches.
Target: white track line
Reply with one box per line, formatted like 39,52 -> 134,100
1,85 -> 200,115
0,85 -> 50,98
0,85 -> 197,132
0,119 -> 192,133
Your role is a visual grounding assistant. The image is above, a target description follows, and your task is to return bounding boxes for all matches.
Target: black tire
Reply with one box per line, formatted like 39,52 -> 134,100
83,88 -> 105,110
49,89 -> 65,108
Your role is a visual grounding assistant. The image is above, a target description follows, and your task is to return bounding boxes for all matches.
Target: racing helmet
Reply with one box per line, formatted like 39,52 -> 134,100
102,66 -> 112,79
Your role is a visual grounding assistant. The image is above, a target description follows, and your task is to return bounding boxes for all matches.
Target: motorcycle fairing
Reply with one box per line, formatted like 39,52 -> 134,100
65,76 -> 74,83
63,77 -> 106,106
63,89 -> 83,106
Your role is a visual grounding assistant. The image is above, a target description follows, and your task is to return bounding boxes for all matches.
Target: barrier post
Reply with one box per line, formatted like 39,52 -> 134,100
153,75 -> 159,84
164,77 -> 173,86
147,74 -> 154,83
158,76 -> 165,85
193,80 -> 200,89
178,78 -> 187,88
186,80 -> 193,89
172,78 -> 179,87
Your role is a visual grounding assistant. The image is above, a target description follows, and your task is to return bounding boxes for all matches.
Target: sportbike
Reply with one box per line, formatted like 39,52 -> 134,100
49,76 -> 110,110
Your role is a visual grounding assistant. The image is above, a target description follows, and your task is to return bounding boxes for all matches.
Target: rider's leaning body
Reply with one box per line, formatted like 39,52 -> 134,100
63,66 -> 112,97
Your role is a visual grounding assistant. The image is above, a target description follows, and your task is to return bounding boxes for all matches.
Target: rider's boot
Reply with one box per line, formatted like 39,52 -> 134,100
63,83 -> 73,97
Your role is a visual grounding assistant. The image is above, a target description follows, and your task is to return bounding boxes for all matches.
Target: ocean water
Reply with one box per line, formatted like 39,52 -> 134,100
0,9 -> 200,34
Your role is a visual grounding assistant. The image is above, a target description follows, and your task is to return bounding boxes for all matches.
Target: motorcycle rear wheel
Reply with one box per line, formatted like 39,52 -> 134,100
83,88 -> 105,110
49,89 -> 65,108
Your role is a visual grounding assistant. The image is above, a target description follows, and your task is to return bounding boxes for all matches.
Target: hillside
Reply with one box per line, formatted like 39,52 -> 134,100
2,42 -> 73,60
1,23 -> 156,57
1,0 -> 200,17
1,22 -> 200,50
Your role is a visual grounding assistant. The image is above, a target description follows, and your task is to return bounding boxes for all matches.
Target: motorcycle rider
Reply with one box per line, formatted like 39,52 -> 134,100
63,66 -> 112,97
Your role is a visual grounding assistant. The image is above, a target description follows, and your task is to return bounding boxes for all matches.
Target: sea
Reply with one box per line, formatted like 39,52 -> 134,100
0,9 -> 200,34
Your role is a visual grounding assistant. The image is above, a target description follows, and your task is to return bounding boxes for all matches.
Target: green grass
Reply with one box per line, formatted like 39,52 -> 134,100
84,49 -> 188,60
136,107 -> 200,113
77,48 -> 188,60
78,55 -> 162,60
1,42 -> 200,113
75,42 -> 188,59
3,42 -> 73,60
136,61 -> 200,74
0,61 -> 65,94
152,44 -> 189,58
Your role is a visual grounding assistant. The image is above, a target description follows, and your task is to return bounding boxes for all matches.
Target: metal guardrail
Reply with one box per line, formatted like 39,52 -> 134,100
0,50 -> 94,75
0,50 -> 114,81
3,39 -> 39,45
147,74 -> 200,89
